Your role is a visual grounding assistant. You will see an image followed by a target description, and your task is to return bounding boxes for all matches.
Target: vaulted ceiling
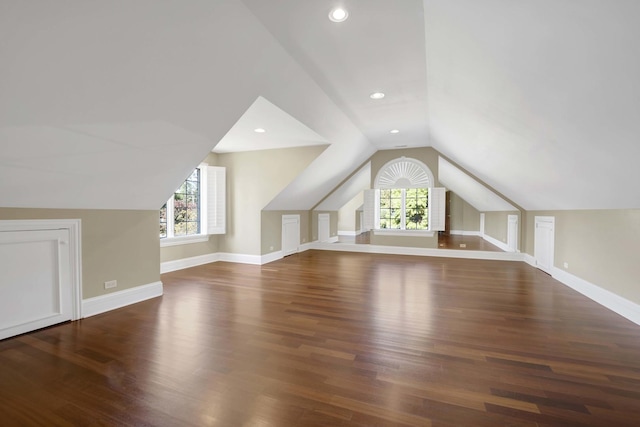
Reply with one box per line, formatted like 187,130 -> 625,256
1,1 -> 638,211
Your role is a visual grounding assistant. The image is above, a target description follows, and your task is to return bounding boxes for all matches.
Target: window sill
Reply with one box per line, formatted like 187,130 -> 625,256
373,229 -> 435,237
160,234 -> 210,247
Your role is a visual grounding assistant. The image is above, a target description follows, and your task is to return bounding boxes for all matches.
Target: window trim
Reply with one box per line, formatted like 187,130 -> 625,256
363,157 -> 445,233
160,233 -> 209,247
377,187 -> 430,231
373,229 -> 435,237
160,164 -> 209,247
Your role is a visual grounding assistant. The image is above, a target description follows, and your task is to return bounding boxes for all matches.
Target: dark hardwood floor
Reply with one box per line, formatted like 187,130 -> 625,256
437,233 -> 504,252
341,232 -> 504,252
2,250 -> 640,426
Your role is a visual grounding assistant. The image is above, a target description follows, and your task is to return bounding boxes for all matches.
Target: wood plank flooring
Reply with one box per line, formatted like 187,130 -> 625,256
437,234 -> 504,252
2,250 -> 640,426
340,232 -> 504,252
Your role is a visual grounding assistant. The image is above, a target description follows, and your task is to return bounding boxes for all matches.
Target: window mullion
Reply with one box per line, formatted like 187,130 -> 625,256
401,189 -> 406,230
167,195 -> 175,238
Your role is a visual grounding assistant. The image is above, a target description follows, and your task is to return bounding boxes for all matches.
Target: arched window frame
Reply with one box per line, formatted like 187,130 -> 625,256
374,157 -> 434,190
363,157 -> 445,234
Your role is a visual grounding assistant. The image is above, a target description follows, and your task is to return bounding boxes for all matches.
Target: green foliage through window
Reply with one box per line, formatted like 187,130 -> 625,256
160,168 -> 201,238
379,188 -> 428,230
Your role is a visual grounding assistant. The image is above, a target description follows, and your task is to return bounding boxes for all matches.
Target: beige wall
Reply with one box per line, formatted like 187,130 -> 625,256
449,191 -> 480,232
524,209 -> 640,305
370,232 -> 438,248
0,208 -> 159,299
311,210 -> 338,241
160,153 -> 219,263
161,146 -> 325,260
260,210 -> 311,254
368,147 -> 439,247
370,147 -> 440,187
338,191 -> 364,233
160,146 -> 325,260
218,146 -> 325,255
484,211 -> 520,246
160,237 -> 219,263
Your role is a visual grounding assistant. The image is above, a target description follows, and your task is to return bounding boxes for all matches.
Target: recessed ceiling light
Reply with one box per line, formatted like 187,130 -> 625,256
329,7 -> 348,22
253,128 -> 266,133
390,129 -> 400,134
370,92 -> 385,100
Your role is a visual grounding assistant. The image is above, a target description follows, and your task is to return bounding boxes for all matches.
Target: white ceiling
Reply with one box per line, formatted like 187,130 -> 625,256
438,157 -> 516,212
2,0 -> 639,211
213,96 -> 329,153
239,0 -> 429,151
314,162 -> 371,211
424,0 -> 640,210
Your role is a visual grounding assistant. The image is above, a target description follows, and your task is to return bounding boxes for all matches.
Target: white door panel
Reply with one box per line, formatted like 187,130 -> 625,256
318,214 -> 330,243
534,216 -> 555,274
507,214 -> 518,252
0,229 -> 72,340
282,215 -> 300,257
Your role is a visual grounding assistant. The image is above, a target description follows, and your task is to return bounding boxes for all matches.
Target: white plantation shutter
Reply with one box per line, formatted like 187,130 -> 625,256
363,189 -> 376,231
428,187 -> 446,231
207,166 -> 226,234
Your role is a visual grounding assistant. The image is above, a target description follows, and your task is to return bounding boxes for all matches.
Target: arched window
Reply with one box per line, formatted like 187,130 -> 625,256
364,157 -> 444,232
374,157 -> 434,189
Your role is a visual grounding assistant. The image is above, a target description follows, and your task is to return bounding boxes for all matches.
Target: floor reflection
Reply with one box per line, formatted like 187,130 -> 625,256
338,232 -> 504,252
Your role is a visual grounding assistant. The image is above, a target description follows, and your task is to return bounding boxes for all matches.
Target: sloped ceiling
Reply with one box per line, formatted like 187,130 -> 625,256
240,0 -> 429,152
0,0 -> 374,210
438,157 -> 516,212
2,1 -> 639,212
314,162 -> 371,211
424,0 -> 640,210
213,96 -> 329,153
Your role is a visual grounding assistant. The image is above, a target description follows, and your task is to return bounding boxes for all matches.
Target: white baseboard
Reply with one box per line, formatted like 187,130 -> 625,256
523,253 -> 536,267
482,234 -> 513,252
551,267 -> 640,326
312,241 -> 524,261
300,242 -> 315,252
450,230 -> 481,236
261,243 -> 320,264
218,252 -> 263,265
338,230 -> 357,236
261,250 -> 283,264
161,253 -> 219,274
82,281 -> 163,318
162,245 -> 316,271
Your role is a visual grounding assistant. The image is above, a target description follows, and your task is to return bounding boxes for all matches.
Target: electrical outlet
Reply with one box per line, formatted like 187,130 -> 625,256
459,243 -> 466,248
563,262 -> 569,269
104,280 -> 117,289
269,246 -> 274,251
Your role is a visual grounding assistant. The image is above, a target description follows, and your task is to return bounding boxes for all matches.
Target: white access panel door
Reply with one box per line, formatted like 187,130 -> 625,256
534,216 -> 555,274
507,214 -> 518,252
282,215 -> 300,257
0,229 -> 72,340
318,213 -> 330,243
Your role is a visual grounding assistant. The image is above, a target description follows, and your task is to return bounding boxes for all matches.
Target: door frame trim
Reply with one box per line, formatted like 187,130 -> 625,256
534,216 -> 555,274
318,213 -> 330,243
0,219 -> 82,320
281,214 -> 300,256
507,214 -> 519,252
